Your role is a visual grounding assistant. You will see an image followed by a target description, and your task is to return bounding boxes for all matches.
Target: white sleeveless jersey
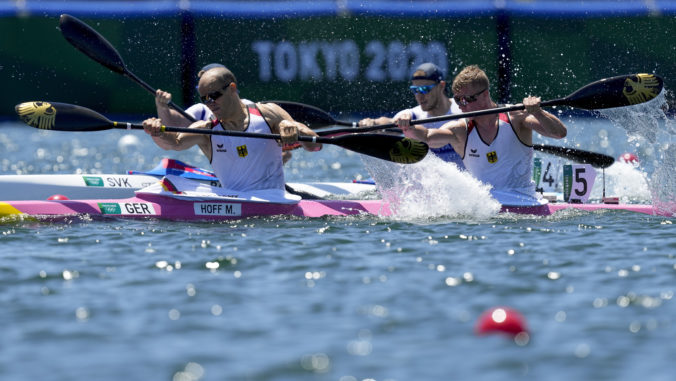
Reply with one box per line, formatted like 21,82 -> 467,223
210,104 -> 285,191
463,113 -> 535,196
394,101 -> 463,168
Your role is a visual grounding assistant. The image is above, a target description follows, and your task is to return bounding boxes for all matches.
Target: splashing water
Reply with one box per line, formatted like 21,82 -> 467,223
650,144 -> 676,214
597,90 -> 676,213
362,154 -> 501,220
591,162 -> 651,203
598,91 -> 675,144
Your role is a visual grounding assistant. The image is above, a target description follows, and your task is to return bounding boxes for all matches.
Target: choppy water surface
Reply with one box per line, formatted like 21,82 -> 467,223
1,110 -> 676,380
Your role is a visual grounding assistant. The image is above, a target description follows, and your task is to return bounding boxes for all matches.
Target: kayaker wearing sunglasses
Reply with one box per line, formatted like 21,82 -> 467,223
358,62 -> 464,168
400,65 -> 567,198
142,65 -> 321,192
151,63 -> 293,164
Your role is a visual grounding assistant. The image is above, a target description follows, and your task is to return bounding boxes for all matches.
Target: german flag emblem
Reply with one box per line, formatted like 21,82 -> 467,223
486,151 -> 498,164
389,138 -> 428,164
237,145 -> 248,157
623,74 -> 662,105
160,177 -> 181,194
15,101 -> 56,130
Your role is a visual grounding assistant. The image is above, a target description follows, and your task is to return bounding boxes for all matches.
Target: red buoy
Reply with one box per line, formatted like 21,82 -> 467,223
618,152 -> 639,165
475,307 -> 528,337
47,194 -> 69,200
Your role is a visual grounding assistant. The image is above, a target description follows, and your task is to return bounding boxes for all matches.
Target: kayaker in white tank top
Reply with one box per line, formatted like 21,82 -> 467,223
210,104 -> 285,191
463,113 -> 534,195
151,63 -> 292,164
358,62 -> 464,168
398,65 -> 567,199
142,66 -> 322,192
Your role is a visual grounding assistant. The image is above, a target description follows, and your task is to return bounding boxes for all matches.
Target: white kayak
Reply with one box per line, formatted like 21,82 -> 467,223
0,158 -> 376,201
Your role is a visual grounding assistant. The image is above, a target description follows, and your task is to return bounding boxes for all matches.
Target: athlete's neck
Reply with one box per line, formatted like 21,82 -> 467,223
427,97 -> 452,117
473,102 -> 499,127
218,101 -> 248,131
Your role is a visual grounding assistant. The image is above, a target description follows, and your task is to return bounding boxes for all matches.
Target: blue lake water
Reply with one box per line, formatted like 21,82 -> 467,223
1,106 -> 676,380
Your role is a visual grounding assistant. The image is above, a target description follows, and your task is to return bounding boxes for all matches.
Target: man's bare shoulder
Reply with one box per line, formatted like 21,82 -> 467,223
256,102 -> 285,117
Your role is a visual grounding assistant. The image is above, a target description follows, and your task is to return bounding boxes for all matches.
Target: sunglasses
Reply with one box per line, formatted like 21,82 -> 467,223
409,84 -> 437,95
453,88 -> 487,106
199,82 -> 232,103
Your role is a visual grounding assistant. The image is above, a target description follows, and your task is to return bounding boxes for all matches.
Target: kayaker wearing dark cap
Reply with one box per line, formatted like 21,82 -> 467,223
359,62 -> 464,168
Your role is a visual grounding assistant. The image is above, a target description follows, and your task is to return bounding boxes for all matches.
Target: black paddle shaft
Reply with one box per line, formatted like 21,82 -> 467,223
274,73 -> 664,135
59,14 -> 197,123
15,101 -> 429,165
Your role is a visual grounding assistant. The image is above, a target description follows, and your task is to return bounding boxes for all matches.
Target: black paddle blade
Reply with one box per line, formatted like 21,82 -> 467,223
15,101 -> 112,131
388,137 -> 430,164
59,14 -> 127,75
266,100 -> 338,129
561,73 -> 663,110
332,134 -> 428,164
535,144 -> 614,168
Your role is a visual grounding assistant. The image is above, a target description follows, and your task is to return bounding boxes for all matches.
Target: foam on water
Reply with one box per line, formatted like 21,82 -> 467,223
591,162 -> 651,203
363,154 -> 501,220
650,144 -> 676,214
597,91 -> 676,213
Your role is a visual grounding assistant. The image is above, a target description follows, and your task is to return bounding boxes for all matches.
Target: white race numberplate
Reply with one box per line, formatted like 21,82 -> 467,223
563,164 -> 596,203
194,203 -> 242,216
98,202 -> 157,215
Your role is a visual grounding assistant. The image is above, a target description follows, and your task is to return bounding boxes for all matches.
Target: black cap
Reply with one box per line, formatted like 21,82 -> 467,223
411,63 -> 444,82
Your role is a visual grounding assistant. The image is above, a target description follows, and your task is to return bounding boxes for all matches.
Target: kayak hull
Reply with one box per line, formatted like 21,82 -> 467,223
0,194 -> 669,221
0,193 -> 393,221
502,203 -> 663,216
